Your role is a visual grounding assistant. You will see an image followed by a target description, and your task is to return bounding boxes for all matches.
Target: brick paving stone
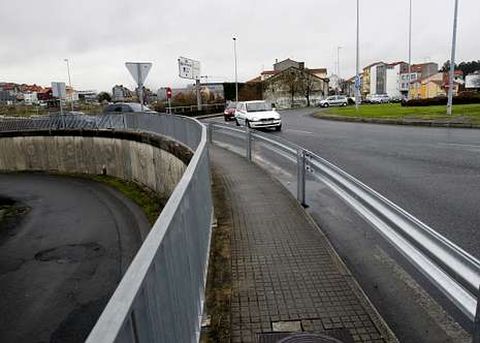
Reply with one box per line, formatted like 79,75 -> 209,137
210,146 -> 396,343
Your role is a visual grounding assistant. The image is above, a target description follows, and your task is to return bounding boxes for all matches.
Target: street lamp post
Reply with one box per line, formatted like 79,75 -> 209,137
447,0 -> 459,116
355,0 -> 360,110
407,0 -> 412,100
337,46 -> 342,94
233,37 -> 238,102
64,59 -> 74,112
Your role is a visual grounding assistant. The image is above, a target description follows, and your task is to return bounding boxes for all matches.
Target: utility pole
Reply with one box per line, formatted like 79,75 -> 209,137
337,46 -> 342,94
355,0 -> 360,110
233,37 -> 238,102
407,0 -> 412,100
64,59 -> 74,112
447,0 -> 459,116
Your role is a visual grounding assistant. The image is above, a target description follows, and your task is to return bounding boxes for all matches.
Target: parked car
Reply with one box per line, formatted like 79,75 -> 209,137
370,94 -> 390,104
390,95 -> 403,103
103,102 -> 156,114
234,100 -> 282,131
223,102 -> 237,121
318,95 -> 348,108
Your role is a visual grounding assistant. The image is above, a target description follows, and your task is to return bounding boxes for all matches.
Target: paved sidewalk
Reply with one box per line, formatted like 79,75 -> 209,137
210,145 -> 396,343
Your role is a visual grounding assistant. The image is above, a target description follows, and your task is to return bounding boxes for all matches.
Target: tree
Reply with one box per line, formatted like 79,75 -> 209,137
298,70 -> 317,107
277,69 -> 301,108
97,92 -> 111,103
441,60 -> 480,75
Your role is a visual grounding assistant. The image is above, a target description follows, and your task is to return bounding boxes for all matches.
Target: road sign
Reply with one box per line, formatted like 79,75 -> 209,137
125,62 -> 152,111
125,62 -> 152,86
51,82 -> 66,98
354,75 -> 361,89
178,57 -> 201,80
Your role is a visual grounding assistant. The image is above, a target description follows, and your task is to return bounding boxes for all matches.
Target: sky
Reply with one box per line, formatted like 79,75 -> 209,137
0,0 -> 479,93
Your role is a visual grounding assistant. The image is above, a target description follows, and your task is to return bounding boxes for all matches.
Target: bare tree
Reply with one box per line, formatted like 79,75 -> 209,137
299,70 -> 317,107
276,69 -> 301,108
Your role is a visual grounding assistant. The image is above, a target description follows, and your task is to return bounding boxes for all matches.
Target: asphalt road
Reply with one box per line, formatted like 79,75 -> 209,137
0,174 -> 150,343
276,108 -> 480,259
205,110 -> 480,342
210,109 -> 480,258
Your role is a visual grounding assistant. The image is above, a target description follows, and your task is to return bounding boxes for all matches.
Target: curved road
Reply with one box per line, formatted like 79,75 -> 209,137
0,174 -> 150,343
275,108 -> 480,259
205,109 -> 479,342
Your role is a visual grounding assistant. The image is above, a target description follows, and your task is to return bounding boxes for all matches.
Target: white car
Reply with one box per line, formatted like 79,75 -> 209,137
370,94 -> 390,104
319,95 -> 348,107
235,101 -> 282,131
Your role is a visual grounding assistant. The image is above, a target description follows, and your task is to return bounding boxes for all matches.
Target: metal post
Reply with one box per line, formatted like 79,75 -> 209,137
168,98 -> 172,114
196,79 -> 202,112
59,94 -> 64,116
337,46 -> 342,95
64,59 -> 74,112
208,124 -> 213,143
407,0 -> 412,100
447,0 -> 459,116
296,149 -> 306,207
355,0 -> 360,110
245,127 -> 252,161
233,37 -> 238,102
136,63 -> 144,112
473,285 -> 480,343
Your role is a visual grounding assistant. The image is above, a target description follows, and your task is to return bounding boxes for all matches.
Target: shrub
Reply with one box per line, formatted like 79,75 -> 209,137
402,94 -> 480,107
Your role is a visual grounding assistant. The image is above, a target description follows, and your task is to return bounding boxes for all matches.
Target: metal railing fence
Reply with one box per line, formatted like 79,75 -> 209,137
0,113 -> 213,343
209,122 -> 480,341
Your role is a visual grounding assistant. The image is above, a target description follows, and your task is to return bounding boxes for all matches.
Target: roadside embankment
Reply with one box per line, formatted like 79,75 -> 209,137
0,129 -> 192,198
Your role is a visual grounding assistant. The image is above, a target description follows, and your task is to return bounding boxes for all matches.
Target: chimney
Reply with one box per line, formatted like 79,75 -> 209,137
275,58 -> 278,64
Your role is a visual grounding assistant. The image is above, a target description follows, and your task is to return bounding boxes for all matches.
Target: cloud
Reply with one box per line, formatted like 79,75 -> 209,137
0,0 -> 478,92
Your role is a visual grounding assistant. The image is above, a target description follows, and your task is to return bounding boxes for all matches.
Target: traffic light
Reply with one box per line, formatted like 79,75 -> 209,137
166,87 -> 172,99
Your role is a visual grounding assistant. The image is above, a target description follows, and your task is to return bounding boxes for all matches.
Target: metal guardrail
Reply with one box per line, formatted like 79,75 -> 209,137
168,103 -> 225,114
209,122 -> 480,341
0,113 -> 213,343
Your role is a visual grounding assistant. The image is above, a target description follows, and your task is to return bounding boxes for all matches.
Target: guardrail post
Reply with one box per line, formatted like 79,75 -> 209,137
208,124 -> 213,143
474,286 -> 480,343
246,127 -> 252,161
296,148 -> 307,207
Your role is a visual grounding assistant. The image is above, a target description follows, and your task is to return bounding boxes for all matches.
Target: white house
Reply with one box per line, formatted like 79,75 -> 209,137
23,92 -> 38,105
385,62 -> 404,98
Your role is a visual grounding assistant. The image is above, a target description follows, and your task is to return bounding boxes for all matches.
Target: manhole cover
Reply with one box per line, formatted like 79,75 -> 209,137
277,333 -> 345,343
258,332 -> 345,343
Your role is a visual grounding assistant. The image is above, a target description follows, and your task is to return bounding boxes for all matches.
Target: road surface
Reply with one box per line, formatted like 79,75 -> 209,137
0,174 -> 150,343
205,109 -> 479,342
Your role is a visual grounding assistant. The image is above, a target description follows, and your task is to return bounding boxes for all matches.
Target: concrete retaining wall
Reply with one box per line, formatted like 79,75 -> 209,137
0,130 -> 192,198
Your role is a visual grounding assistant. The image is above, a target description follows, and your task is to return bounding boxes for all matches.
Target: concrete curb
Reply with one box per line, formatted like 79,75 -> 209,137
312,113 -> 480,129
192,113 -> 223,120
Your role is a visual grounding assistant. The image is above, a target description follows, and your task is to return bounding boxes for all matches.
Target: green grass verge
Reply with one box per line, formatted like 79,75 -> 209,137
89,175 -> 166,225
319,103 -> 480,124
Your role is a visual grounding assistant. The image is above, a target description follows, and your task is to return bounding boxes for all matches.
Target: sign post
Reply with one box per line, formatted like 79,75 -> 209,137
52,82 -> 66,115
125,62 -> 152,112
178,56 -> 202,112
166,87 -> 172,114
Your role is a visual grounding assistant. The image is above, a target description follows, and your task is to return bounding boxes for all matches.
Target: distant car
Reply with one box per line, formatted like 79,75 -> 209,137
370,94 -> 390,104
389,95 -> 403,103
234,100 -> 282,131
223,102 -> 237,121
103,102 -> 156,114
319,95 -> 348,108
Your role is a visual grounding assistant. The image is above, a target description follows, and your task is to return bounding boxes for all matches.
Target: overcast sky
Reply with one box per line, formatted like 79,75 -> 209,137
1,0 -> 478,92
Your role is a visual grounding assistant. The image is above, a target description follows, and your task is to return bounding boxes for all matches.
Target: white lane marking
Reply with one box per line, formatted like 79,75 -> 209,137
373,247 -> 470,342
286,128 -> 314,135
438,142 -> 480,149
